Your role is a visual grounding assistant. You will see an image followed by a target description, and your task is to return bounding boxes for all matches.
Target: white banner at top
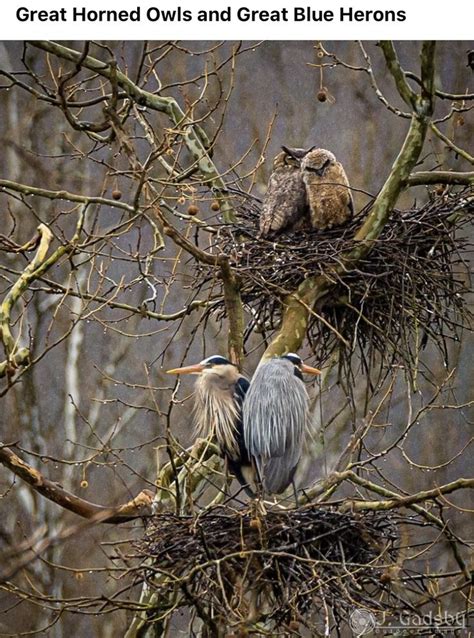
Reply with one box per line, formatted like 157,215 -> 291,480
2,0 -> 474,40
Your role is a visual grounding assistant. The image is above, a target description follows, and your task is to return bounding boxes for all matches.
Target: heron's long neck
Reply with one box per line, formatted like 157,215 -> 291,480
194,375 -> 239,457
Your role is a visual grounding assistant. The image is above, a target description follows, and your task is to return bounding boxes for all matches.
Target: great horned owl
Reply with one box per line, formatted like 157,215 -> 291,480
259,146 -> 313,237
300,149 -> 353,230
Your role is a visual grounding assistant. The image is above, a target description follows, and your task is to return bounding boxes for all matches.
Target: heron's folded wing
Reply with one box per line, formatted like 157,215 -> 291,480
260,454 -> 300,494
243,360 -> 308,460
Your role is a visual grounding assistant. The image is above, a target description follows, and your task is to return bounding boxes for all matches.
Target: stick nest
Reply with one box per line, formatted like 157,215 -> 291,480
133,505 -> 404,631
199,188 -> 473,372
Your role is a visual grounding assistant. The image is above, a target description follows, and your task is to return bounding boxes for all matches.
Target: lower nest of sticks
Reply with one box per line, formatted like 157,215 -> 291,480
133,504 -> 408,632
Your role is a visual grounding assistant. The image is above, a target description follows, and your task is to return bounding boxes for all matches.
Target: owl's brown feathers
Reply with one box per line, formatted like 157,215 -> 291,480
301,149 -> 353,230
259,149 -> 309,237
259,146 -> 353,237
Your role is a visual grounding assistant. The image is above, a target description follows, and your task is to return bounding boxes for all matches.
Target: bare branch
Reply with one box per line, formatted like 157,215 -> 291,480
0,178 -> 136,213
405,70 -> 474,101
379,41 -> 418,111
408,170 -> 474,186
430,122 -> 474,165
28,40 -> 237,222
0,444 -> 153,523
344,476 -> 474,511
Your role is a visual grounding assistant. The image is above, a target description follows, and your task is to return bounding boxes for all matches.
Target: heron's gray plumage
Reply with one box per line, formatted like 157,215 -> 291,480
168,353 -> 319,498
243,358 -> 310,494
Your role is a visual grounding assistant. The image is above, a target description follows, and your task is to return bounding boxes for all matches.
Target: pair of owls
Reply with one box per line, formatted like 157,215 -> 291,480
259,146 -> 354,237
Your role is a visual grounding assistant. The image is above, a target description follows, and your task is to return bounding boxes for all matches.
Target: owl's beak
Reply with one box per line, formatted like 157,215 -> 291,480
301,363 -> 322,375
166,363 -> 204,375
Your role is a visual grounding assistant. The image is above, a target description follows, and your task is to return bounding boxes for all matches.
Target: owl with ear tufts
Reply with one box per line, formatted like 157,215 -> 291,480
300,148 -> 354,230
259,146 -> 353,237
259,146 -> 314,237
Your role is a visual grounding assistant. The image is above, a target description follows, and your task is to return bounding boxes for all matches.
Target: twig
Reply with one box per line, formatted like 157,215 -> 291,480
0,444 -> 153,523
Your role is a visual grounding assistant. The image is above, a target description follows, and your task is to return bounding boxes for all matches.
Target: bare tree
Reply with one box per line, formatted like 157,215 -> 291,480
0,40 -> 472,637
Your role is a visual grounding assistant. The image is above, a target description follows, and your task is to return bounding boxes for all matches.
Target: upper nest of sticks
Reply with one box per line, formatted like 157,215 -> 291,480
199,188 -> 473,374
132,504 -> 405,633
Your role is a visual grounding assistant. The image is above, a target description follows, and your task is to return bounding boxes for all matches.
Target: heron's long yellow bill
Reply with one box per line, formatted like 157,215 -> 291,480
166,363 -> 204,375
301,363 -> 322,375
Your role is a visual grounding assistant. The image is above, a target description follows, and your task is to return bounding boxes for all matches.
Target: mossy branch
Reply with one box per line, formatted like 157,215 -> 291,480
219,258 -> 244,366
1,224 -> 52,351
407,171 -> 474,186
344,476 -> 474,512
262,43 -> 435,361
0,206 -> 88,377
0,224 -> 53,375
0,348 -> 30,378
430,123 -> 474,165
305,468 -> 471,578
379,41 -> 418,111
419,41 -> 436,116
404,70 -> 474,101
263,115 -> 429,360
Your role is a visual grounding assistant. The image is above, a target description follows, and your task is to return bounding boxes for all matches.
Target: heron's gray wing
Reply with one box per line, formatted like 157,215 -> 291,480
257,424 -> 305,494
260,455 -> 299,494
243,359 -> 309,492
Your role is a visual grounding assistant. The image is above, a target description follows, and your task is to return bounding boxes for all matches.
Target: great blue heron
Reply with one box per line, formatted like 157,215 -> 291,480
243,353 -> 321,495
166,355 -> 254,495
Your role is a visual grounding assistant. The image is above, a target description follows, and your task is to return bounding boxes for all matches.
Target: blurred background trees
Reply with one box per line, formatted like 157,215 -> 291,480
0,41 -> 472,636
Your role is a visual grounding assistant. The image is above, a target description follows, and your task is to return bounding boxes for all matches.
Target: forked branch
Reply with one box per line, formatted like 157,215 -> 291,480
262,42 -> 436,360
